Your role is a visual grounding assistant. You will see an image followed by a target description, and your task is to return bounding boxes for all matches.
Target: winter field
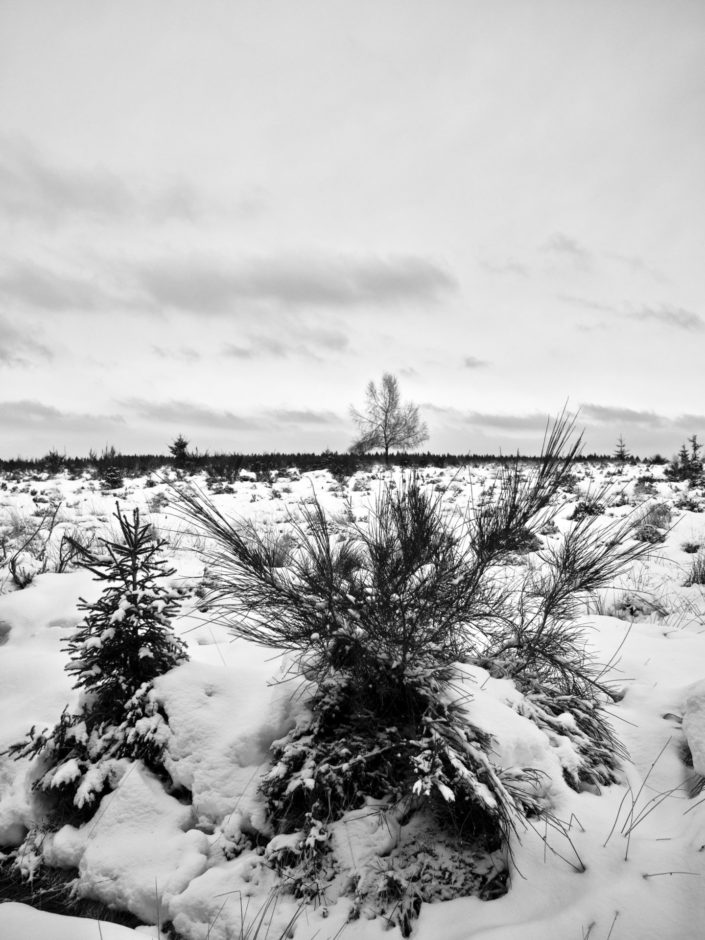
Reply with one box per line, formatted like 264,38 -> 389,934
1,454 -> 704,939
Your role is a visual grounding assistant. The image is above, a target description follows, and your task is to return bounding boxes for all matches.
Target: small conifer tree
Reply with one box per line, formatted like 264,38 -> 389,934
613,435 -> 630,462
7,505 -> 188,820
667,436 -> 704,483
169,434 -> 190,467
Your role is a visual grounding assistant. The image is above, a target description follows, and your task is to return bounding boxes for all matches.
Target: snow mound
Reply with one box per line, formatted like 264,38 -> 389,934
44,763 -> 209,924
683,678 -> 705,776
0,902 -> 147,940
154,654 -> 301,830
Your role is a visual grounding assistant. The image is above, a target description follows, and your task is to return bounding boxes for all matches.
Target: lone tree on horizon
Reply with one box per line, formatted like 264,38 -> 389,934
614,435 -> 630,462
169,434 -> 190,465
349,372 -> 429,463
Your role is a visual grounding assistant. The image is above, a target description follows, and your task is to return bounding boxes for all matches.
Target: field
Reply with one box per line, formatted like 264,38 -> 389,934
1,456 -> 704,939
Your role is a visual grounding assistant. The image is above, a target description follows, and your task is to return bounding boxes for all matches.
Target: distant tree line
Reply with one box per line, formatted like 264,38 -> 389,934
0,447 -> 659,479
0,372 -> 698,478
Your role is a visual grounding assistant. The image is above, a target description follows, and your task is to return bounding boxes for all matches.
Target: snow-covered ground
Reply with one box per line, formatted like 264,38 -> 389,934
1,461 -> 704,938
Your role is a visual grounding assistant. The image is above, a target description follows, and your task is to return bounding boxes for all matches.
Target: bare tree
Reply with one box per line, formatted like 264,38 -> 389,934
349,372 -> 428,463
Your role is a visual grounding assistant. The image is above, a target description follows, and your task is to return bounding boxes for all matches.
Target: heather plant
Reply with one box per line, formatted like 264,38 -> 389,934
174,414 -> 652,925
634,501 -> 672,544
0,500 -> 65,590
674,492 -> 704,513
633,476 -> 657,499
5,506 -> 188,825
685,551 -> 705,587
568,496 -> 605,522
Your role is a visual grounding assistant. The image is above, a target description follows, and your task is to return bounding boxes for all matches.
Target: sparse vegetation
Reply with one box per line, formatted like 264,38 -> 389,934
0,499 -> 68,589
568,497 -> 605,522
685,551 -> 705,586
635,502 -> 672,544
666,436 -> 704,484
1,434 -> 702,938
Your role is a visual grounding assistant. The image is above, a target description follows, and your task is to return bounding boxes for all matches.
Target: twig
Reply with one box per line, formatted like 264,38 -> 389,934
606,910 -> 619,940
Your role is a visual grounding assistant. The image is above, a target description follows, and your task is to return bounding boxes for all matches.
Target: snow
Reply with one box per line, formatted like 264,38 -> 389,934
682,679 -> 705,776
1,463 -> 705,938
0,902 -> 150,940
153,655 -> 300,828
44,763 -> 209,923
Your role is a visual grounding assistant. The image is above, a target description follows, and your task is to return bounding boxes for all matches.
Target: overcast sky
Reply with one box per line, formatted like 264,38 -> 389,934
1,0 -> 703,458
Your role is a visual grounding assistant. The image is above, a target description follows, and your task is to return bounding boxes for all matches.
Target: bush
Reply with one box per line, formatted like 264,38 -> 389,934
5,505 -> 188,825
675,495 -> 704,513
174,414 -> 652,926
42,449 -> 65,476
99,464 -> 124,491
634,502 -> 671,543
568,498 -> 605,522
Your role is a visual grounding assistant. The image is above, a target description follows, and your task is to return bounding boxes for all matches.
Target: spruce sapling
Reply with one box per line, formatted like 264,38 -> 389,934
6,505 -> 188,821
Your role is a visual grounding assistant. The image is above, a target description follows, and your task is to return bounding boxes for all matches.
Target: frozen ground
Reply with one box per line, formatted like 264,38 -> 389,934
1,461 -> 704,938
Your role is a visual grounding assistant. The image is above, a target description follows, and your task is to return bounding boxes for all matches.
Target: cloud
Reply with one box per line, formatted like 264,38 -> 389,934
673,413 -> 705,429
121,398 -> 342,431
603,252 -> 669,285
0,139 -> 203,224
0,317 -> 52,365
424,405 -> 550,432
480,259 -> 530,278
578,404 -> 705,434
579,403 -> 666,427
462,356 -> 489,369
628,304 -> 704,331
0,400 -> 125,430
121,399 -> 262,431
135,254 -> 457,313
224,337 -> 289,359
0,252 -> 453,318
224,325 -> 349,360
557,294 -> 618,314
559,296 -> 703,332
266,408 -> 341,426
0,262 -> 113,312
151,345 -> 201,362
544,233 -> 592,267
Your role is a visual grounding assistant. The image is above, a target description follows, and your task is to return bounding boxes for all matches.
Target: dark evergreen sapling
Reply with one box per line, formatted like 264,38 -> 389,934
7,505 -> 188,820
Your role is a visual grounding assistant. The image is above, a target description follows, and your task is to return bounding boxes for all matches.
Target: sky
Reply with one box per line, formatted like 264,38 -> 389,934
0,0 -> 704,459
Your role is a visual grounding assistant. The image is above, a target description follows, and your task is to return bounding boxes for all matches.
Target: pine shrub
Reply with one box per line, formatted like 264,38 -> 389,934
6,505 -> 188,823
174,415 -> 651,923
